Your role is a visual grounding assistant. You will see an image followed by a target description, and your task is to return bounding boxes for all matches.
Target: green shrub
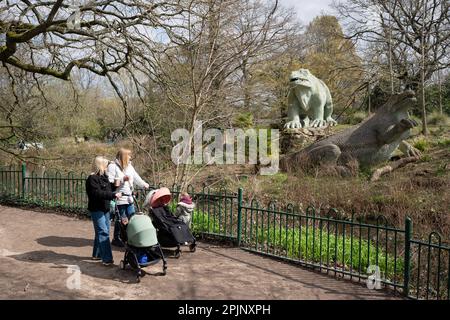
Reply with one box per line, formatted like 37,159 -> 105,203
419,154 -> 432,162
166,204 -> 222,236
191,210 -> 221,235
436,138 -> 450,148
79,118 -> 102,139
190,208 -> 402,280
359,166 -> 373,179
413,138 -> 429,152
435,165 -> 447,177
234,112 -> 254,129
243,223 -> 402,279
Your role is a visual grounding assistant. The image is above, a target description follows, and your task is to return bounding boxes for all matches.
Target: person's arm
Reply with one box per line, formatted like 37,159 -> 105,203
106,163 -> 117,191
106,163 -> 116,184
87,176 -> 116,200
175,205 -> 182,217
130,164 -> 149,188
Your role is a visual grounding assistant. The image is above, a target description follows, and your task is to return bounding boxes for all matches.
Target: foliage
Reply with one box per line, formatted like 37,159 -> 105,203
251,54 -> 303,120
413,139 -> 430,152
436,139 -> 450,148
344,111 -> 368,125
248,223 -> 402,278
302,15 -> 365,113
191,209 -> 401,278
425,74 -> 450,115
233,112 -> 254,129
191,210 -> 222,236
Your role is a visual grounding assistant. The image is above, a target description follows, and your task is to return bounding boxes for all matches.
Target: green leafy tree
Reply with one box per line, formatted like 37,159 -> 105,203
302,15 -> 365,115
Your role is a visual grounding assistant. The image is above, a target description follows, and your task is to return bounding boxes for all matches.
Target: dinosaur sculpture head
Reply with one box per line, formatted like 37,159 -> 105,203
381,90 -> 417,113
289,69 -> 314,88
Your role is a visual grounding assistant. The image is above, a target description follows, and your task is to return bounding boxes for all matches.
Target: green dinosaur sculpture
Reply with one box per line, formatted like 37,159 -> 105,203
281,90 -> 421,173
284,69 -> 337,129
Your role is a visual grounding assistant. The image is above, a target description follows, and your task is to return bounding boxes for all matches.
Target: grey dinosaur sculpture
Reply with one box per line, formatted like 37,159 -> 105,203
284,69 -> 337,129
281,90 -> 421,172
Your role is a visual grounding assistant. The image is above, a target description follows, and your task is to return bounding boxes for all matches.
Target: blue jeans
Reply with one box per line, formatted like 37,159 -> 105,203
90,210 -> 114,263
112,203 -> 135,241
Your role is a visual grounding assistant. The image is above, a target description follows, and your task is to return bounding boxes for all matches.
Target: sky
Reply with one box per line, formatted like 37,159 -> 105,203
278,0 -> 334,25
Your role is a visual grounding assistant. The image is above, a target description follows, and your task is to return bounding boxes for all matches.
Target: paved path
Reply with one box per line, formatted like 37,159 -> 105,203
0,205 -> 398,299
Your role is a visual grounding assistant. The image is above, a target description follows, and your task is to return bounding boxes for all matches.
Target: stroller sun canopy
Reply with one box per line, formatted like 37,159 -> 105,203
127,215 -> 158,248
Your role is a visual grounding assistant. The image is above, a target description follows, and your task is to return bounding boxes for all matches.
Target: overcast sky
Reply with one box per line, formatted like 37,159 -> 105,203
278,0 -> 334,25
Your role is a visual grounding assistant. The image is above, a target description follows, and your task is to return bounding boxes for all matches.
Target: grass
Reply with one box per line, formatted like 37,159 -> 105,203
436,138 -> 450,148
419,154 -> 432,162
413,138 -> 430,152
428,112 -> 449,126
435,164 -> 447,177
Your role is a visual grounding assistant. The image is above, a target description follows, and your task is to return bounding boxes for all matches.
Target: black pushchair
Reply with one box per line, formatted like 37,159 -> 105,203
116,196 -> 167,282
150,206 -> 196,258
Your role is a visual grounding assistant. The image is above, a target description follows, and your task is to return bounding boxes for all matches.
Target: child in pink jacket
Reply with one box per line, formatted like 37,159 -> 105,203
175,192 -> 195,228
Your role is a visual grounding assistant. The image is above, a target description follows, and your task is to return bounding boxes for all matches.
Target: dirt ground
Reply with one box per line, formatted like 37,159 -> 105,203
0,205 -> 399,300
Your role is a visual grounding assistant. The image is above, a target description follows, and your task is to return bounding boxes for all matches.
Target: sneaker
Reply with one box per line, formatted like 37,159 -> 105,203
111,239 -> 124,247
92,256 -> 101,261
102,261 -> 114,266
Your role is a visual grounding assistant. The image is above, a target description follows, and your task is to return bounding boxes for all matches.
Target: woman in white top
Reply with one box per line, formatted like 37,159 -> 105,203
107,148 -> 149,246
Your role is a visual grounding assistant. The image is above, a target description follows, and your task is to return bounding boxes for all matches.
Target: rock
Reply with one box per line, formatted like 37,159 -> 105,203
281,127 -> 333,154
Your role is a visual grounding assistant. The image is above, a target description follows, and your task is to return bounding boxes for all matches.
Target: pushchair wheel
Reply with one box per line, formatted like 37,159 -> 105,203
189,243 -> 196,252
135,269 -> 144,283
174,249 -> 181,259
119,260 -> 126,270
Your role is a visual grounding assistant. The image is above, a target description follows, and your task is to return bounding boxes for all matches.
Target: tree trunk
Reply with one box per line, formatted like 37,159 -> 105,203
370,156 -> 419,182
242,58 -> 251,110
421,0 -> 428,136
438,69 -> 443,115
421,82 -> 428,135
388,5 -> 394,94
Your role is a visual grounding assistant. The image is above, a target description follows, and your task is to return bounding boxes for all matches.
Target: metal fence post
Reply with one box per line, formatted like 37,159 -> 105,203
21,162 -> 26,200
404,216 -> 412,297
237,187 -> 243,246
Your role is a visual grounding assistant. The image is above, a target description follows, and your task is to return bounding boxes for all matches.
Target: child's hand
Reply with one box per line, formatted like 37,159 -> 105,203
115,192 -> 122,199
121,217 -> 129,225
